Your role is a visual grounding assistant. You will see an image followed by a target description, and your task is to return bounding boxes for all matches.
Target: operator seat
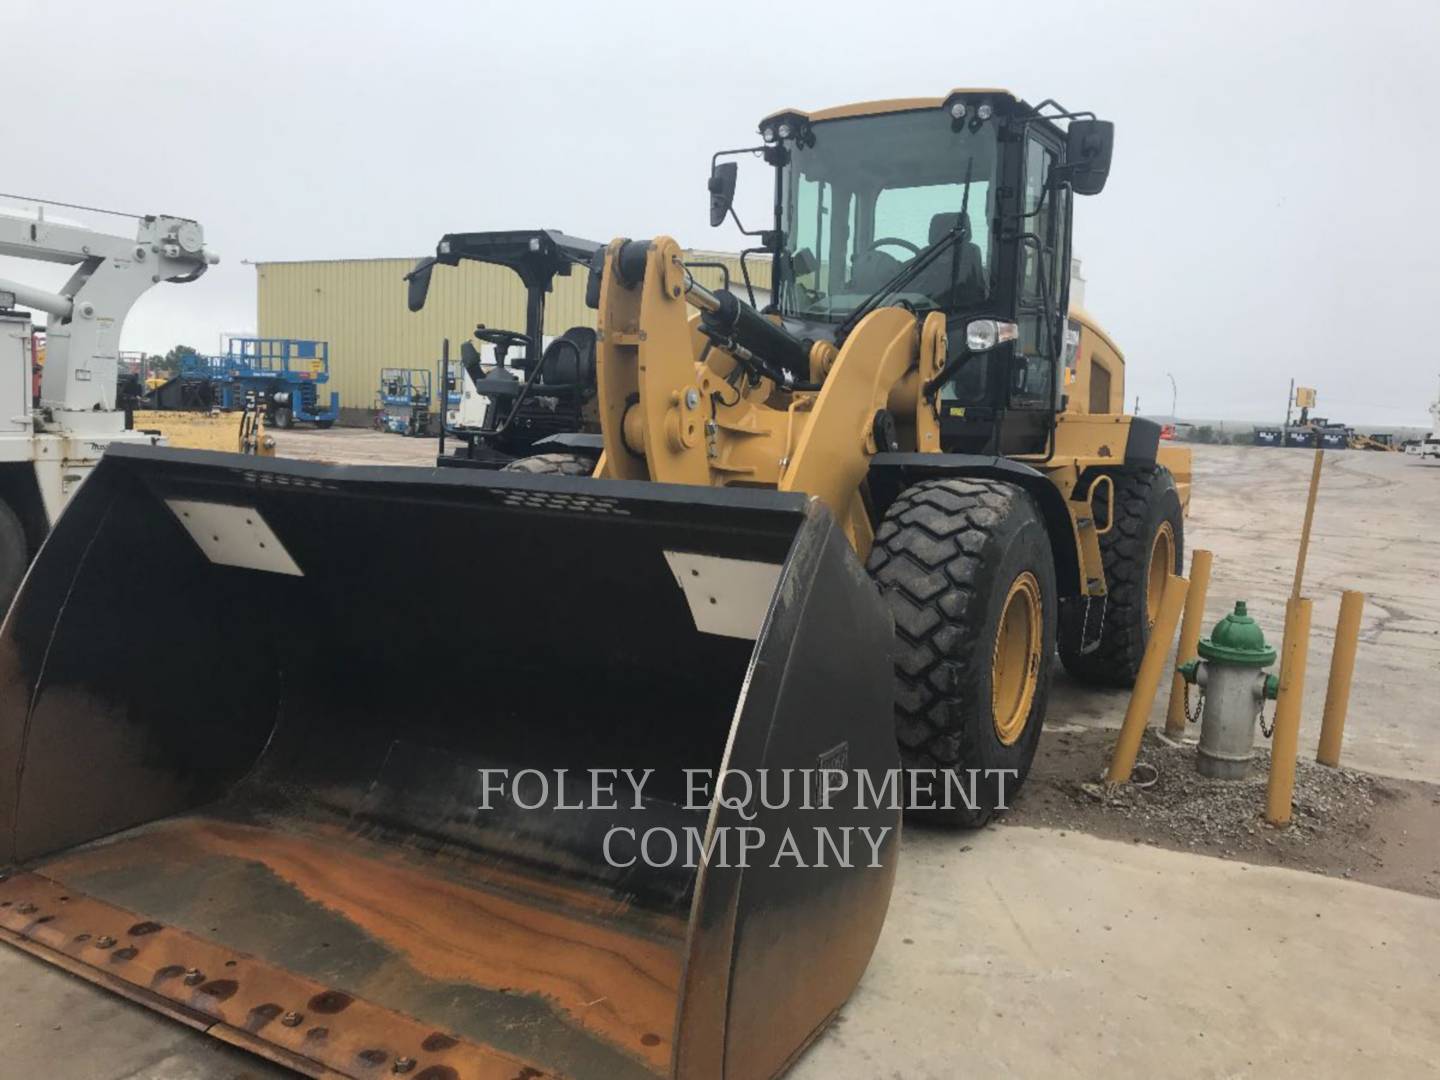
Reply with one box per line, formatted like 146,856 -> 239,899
538,326 -> 597,388
914,211 -> 988,310
460,341 -> 523,400
847,247 -> 904,294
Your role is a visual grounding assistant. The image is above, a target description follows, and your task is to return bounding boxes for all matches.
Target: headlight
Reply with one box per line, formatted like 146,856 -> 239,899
977,103 -> 994,121
777,121 -> 793,139
949,102 -> 967,119
761,125 -> 777,144
966,319 -> 1019,352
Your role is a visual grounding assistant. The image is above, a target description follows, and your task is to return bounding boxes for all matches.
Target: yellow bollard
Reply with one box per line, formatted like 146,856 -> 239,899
1266,596 -> 1313,825
1165,548 -> 1214,737
1317,590 -> 1366,767
1291,448 -> 1324,599
1107,573 -> 1189,785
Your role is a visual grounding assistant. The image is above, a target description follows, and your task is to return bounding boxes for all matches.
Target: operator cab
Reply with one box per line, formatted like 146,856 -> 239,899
708,91 -> 1113,457
407,229 -> 603,467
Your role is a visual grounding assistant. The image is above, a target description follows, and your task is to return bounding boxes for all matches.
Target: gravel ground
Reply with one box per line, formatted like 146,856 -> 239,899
1009,725 -> 1440,898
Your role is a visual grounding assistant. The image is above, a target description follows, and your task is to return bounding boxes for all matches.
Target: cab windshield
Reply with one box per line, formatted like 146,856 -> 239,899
776,110 -> 999,321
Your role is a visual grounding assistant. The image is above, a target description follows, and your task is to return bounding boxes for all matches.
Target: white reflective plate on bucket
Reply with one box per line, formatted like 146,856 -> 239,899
164,499 -> 303,576
664,551 -> 782,640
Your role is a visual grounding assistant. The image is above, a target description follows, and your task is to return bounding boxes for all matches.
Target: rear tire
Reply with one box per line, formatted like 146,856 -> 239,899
271,406 -> 293,430
314,419 -> 335,430
0,498 -> 28,616
1059,467 -> 1184,687
866,478 -> 1056,828
501,453 -> 596,476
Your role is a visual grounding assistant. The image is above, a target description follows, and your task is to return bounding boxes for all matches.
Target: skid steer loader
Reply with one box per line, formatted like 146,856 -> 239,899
0,90 -> 1187,1080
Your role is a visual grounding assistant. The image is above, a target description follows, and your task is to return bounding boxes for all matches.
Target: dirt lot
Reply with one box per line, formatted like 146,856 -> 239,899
1010,725 -> 1440,898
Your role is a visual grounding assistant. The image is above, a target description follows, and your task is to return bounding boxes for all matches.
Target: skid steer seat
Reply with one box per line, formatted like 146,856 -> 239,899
536,326 -> 597,388
460,340 -> 525,400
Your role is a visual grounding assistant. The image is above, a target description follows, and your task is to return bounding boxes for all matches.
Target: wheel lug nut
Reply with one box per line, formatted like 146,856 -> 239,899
183,968 -> 205,986
281,1011 -> 303,1027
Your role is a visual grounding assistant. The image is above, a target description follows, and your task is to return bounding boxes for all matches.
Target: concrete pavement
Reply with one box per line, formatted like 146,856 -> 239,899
793,824 -> 1440,1079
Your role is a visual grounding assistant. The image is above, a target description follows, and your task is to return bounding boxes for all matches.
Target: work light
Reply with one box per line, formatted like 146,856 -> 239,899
966,319 -> 1018,352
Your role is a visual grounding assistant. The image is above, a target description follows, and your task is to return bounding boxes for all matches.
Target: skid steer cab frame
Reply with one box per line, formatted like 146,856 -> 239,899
406,228 -> 605,469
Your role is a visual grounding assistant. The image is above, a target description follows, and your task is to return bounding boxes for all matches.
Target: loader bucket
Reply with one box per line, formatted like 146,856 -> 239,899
0,446 -> 899,1080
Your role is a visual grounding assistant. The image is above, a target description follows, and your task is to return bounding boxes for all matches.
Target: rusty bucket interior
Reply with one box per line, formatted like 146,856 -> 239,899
0,446 -> 899,1080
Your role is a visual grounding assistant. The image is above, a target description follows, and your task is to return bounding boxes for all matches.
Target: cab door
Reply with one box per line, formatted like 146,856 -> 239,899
998,130 -> 1070,456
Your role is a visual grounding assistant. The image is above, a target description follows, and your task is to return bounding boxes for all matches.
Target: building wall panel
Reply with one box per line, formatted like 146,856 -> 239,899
256,252 -> 770,412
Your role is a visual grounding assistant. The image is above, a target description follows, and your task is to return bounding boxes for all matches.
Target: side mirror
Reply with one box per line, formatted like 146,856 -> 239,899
708,162 -> 738,227
406,258 -> 435,312
1062,119 -> 1114,196
584,247 -> 606,310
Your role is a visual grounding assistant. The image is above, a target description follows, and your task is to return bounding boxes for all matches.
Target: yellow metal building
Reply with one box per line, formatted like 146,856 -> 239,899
255,251 -> 768,415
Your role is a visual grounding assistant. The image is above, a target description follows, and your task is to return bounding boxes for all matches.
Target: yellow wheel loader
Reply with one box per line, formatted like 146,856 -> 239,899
0,90 -> 1188,1080
505,91 -> 1191,819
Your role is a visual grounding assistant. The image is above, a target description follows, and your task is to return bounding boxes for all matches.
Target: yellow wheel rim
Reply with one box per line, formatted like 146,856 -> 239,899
992,571 -> 1043,746
1147,521 -> 1176,627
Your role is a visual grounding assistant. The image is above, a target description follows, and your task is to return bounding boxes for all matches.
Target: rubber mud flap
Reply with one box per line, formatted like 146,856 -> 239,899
0,445 -> 900,1080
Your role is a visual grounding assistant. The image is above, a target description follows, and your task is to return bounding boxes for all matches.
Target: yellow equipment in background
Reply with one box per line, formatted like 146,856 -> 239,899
1,90 -> 1188,1080
130,409 -> 248,453
1349,432 -> 1399,452
131,392 -> 274,456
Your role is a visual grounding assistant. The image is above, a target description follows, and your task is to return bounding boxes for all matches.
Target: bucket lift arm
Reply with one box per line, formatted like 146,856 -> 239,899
0,209 -> 218,416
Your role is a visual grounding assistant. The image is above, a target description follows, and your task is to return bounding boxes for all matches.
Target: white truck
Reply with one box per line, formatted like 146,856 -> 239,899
1417,377 -> 1440,460
0,203 -> 217,608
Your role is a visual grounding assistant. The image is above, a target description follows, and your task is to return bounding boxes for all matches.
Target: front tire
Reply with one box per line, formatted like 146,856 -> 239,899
1059,467 -> 1184,687
867,478 -> 1057,828
270,406 -> 293,430
501,453 -> 596,476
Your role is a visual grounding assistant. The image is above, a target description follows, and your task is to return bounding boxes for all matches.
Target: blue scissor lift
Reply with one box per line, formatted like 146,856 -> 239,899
375,368 -> 433,436
213,338 -> 340,429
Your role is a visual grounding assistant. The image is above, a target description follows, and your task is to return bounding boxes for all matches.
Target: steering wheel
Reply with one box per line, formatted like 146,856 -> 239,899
868,236 -> 922,259
473,326 -> 532,352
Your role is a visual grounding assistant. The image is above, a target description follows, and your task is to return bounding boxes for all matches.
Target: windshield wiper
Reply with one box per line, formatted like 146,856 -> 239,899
833,228 -> 964,339
835,157 -> 976,341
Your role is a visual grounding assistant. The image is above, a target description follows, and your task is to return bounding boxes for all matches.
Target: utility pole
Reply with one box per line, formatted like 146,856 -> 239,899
1167,372 -> 1178,423
1134,394 -> 1140,415
1283,378 -> 1294,447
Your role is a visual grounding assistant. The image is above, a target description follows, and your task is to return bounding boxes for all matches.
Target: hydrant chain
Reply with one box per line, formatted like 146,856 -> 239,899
1184,682 -> 1205,725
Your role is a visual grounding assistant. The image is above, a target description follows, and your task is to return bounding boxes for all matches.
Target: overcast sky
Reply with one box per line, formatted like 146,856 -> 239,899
3,0 -> 1437,426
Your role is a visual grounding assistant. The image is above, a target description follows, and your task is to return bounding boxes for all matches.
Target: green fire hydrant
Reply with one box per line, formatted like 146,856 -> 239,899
1177,601 -> 1280,779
